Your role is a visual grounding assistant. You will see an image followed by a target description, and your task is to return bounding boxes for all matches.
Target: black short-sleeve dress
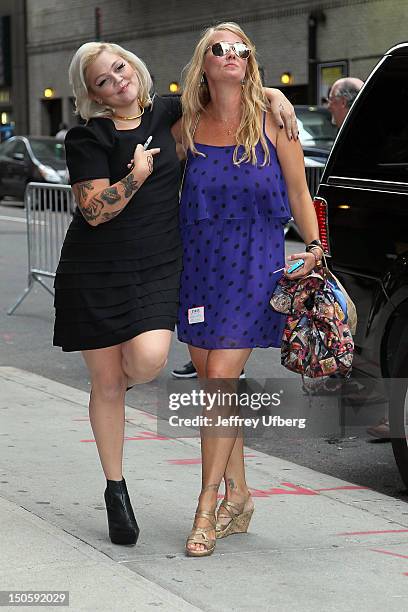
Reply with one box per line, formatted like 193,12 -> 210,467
53,95 -> 182,352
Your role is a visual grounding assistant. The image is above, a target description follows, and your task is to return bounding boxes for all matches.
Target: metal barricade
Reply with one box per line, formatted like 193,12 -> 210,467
7,182 -> 74,315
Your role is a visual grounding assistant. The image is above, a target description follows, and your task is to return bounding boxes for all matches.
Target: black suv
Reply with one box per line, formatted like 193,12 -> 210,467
317,42 -> 408,486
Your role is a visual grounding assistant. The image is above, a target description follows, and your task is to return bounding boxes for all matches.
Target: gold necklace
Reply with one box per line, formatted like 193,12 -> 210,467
113,106 -> 145,121
207,110 -> 240,136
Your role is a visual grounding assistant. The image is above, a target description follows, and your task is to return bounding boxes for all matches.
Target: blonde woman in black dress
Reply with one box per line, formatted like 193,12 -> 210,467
54,41 -> 298,546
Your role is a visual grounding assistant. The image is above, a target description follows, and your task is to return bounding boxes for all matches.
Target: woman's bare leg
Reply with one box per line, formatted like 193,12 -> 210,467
217,434 -> 254,530
189,347 -> 251,504
82,329 -> 173,480
122,329 -> 172,386
186,346 -> 252,553
82,345 -> 127,481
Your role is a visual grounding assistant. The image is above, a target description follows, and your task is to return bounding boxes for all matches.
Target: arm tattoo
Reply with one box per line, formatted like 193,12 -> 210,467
73,182 -> 102,222
101,210 -> 122,222
76,181 -> 94,200
73,179 -> 129,225
100,186 -> 121,205
80,198 -> 103,222
120,174 -> 140,198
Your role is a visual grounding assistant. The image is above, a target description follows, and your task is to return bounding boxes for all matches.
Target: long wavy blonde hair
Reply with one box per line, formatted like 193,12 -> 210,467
69,42 -> 152,121
181,22 -> 269,166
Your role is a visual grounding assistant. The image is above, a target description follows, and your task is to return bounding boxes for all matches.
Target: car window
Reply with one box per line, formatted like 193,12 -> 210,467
295,107 -> 337,148
13,140 -> 27,156
327,55 -> 408,183
0,139 -> 18,157
29,139 -> 65,163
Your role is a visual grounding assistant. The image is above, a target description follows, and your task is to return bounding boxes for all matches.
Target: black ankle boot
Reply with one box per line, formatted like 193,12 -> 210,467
104,478 -> 139,546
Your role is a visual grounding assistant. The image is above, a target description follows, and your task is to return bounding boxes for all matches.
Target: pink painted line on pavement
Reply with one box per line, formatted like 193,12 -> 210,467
370,549 -> 408,560
248,483 -> 318,497
338,529 -> 408,536
81,431 -> 169,442
316,486 -> 371,491
124,431 -> 169,441
74,417 -> 147,423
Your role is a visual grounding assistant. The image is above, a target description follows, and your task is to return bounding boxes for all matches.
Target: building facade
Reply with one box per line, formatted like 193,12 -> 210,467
25,0 -> 407,135
0,0 -> 28,137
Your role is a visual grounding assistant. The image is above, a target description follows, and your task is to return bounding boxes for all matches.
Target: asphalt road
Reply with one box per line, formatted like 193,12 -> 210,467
1,202 -> 406,502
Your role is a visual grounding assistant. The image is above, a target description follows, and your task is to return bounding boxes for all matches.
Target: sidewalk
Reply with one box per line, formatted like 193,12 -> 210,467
1,366 -> 408,612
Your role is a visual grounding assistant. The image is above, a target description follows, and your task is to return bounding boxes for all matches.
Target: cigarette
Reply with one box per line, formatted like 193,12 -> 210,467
143,136 -> 152,150
128,136 -> 153,171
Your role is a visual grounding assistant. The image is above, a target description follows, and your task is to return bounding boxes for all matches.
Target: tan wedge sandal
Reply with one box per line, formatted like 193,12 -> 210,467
186,510 -> 216,557
216,496 -> 254,539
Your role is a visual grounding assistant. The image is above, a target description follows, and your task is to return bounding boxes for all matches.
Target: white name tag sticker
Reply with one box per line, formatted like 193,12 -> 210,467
188,306 -> 205,324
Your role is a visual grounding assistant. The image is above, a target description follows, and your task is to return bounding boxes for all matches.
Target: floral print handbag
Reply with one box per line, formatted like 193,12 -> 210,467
270,268 -> 355,378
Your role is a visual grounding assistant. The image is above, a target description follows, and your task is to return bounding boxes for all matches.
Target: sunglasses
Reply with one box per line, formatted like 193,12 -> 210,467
206,41 -> 251,60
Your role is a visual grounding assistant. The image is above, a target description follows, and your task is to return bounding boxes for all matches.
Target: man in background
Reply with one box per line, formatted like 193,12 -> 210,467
327,77 -> 364,128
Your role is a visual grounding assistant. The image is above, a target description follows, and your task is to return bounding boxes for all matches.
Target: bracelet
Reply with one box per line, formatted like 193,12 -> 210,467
305,239 -> 323,253
309,246 -> 323,267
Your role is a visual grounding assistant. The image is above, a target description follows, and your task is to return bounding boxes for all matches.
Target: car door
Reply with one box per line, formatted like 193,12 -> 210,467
318,49 -> 408,376
0,139 -> 19,196
7,139 -> 32,198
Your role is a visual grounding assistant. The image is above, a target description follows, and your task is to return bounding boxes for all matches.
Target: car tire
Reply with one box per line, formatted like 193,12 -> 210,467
389,358 -> 408,489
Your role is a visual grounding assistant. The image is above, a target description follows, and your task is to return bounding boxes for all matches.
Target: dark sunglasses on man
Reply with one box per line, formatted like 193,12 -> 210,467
205,41 -> 251,60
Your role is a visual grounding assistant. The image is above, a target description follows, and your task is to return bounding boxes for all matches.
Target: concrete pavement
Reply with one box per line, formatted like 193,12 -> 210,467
1,366 -> 408,611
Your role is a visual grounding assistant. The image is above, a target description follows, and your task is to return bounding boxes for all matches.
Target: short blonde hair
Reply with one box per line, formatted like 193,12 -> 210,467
68,41 -> 152,121
181,22 -> 269,166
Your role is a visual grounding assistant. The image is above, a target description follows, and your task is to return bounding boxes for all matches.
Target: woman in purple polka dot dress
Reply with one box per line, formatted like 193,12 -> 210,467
177,123 -> 291,350
172,22 -> 323,557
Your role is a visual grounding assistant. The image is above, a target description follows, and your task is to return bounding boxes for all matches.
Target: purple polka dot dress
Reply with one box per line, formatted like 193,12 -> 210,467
177,118 -> 291,350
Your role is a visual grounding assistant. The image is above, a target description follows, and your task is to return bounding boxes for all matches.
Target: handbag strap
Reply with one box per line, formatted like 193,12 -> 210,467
179,112 -> 200,199
319,251 -> 329,281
